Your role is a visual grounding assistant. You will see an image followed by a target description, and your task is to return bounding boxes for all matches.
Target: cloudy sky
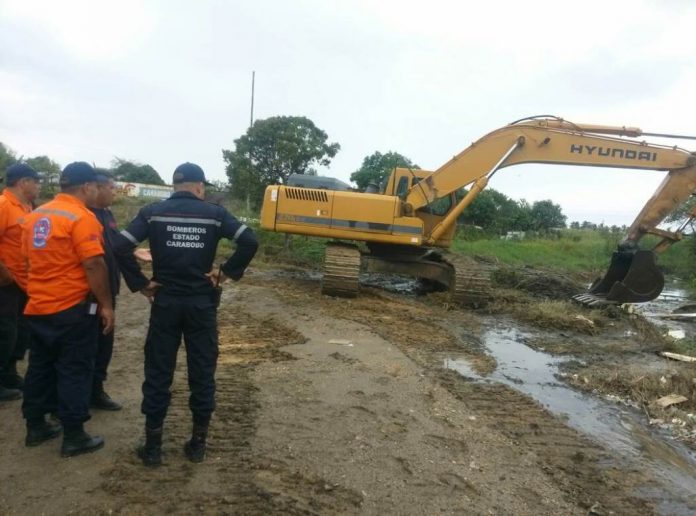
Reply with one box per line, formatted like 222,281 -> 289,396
1,0 -> 695,225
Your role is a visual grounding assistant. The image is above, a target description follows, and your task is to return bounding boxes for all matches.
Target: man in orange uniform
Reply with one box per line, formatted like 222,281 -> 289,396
21,162 -> 114,457
0,163 -> 40,401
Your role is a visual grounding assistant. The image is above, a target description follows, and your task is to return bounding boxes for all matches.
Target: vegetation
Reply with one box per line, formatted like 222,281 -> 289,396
111,158 -> 165,185
223,116 -> 340,208
350,151 -> 418,191
458,189 -> 566,233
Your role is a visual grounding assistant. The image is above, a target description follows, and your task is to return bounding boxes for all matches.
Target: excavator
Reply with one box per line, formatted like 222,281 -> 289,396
260,115 -> 696,307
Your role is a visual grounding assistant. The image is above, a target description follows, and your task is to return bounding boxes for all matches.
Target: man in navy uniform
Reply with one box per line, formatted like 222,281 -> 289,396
114,162 -> 258,467
89,172 -> 154,410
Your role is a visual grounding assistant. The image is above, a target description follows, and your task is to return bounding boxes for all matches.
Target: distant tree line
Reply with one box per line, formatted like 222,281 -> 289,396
1,142 -> 164,196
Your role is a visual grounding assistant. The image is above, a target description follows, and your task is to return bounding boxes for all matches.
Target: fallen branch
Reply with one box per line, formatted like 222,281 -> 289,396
659,351 -> 696,363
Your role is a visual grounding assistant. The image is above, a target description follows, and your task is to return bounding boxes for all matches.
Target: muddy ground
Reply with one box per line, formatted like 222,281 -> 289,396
0,263 -> 695,515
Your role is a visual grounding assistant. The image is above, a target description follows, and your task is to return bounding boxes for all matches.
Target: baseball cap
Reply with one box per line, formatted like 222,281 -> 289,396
172,162 -> 212,186
4,163 -> 40,183
60,162 -> 98,188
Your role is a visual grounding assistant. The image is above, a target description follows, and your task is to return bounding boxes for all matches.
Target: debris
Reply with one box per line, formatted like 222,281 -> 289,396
654,394 -> 689,409
659,351 -> 696,363
667,329 -> 686,340
328,339 -> 353,346
645,312 -> 696,320
573,315 -> 595,327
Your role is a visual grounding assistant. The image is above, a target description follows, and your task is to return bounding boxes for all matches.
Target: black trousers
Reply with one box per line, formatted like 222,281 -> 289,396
142,293 -> 218,429
93,298 -> 116,387
0,284 -> 30,376
22,303 -> 99,424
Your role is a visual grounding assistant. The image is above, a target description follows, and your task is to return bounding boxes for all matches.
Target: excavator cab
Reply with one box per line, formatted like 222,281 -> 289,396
385,168 -> 457,248
573,248 -> 665,306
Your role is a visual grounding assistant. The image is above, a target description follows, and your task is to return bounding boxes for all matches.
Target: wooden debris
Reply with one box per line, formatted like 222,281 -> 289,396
654,394 -> 689,409
573,314 -> 595,327
659,351 -> 696,363
328,339 -> 353,346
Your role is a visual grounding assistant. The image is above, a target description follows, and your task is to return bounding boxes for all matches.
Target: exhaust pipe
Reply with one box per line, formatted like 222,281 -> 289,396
573,249 -> 664,306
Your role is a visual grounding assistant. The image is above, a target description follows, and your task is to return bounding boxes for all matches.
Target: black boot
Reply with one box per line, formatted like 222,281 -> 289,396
90,382 -> 122,411
25,418 -> 63,447
60,423 -> 104,458
0,385 -> 21,402
137,426 -> 163,467
184,423 -> 208,463
2,361 -> 24,390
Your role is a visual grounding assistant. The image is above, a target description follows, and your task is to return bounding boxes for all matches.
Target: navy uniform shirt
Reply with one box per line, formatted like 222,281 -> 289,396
90,207 -> 149,297
113,191 -> 258,296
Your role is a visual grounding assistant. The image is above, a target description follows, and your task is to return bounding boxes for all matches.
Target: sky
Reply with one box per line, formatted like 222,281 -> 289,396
1,0 -> 695,226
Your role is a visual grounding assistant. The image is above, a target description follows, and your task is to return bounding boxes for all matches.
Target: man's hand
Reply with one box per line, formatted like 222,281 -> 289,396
140,280 -> 161,303
133,248 -> 153,262
100,306 -> 115,335
206,269 -> 228,287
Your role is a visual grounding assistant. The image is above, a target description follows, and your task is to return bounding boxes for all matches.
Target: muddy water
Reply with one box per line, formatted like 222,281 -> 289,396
635,284 -> 696,339
446,325 -> 696,514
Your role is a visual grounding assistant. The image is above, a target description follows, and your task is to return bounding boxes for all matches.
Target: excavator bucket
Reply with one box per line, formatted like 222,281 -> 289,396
572,250 -> 664,306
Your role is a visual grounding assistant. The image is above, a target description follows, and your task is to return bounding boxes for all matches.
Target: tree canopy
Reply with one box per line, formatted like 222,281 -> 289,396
1,143 -> 17,176
111,158 -> 165,185
350,151 -> 418,191
458,189 -> 566,233
223,116 -> 340,206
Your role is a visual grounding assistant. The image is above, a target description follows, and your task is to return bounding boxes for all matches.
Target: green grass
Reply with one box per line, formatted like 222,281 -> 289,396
452,229 -> 696,283
451,230 -> 618,278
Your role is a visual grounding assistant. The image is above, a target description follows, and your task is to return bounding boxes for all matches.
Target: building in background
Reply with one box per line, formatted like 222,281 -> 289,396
115,181 -> 172,200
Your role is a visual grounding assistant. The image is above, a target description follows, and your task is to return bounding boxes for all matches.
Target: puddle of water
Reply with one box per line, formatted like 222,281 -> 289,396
446,326 -> 696,514
634,285 -> 694,336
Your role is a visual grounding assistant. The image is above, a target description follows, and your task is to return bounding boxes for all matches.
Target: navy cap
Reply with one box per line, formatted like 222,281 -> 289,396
5,163 -> 40,183
60,161 -> 98,188
172,162 -> 212,186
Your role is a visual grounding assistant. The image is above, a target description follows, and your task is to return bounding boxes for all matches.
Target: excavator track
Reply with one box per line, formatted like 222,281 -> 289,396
321,243 -> 361,298
449,259 -> 493,308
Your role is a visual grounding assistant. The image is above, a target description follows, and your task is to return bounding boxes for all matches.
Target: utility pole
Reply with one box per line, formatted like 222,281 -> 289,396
250,70 -> 255,129
246,70 -> 255,213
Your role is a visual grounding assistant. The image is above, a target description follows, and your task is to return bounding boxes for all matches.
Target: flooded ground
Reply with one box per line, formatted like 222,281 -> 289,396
446,324 -> 696,514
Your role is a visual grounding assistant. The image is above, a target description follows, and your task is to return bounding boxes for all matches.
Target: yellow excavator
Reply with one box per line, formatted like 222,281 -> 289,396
260,116 -> 696,306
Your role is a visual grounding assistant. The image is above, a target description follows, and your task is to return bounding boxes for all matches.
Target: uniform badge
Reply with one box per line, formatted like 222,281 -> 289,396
33,217 -> 51,248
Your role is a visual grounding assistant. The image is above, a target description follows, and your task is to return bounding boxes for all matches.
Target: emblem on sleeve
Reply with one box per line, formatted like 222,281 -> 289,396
33,217 -> 52,248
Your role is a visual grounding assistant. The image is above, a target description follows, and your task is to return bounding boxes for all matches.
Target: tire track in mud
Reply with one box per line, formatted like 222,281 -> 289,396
436,371 -> 653,515
258,274 -> 655,514
94,307 -> 363,515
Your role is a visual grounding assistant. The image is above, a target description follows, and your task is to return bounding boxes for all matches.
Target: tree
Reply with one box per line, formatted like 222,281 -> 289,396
530,200 -> 567,230
111,158 -> 165,185
0,142 -> 17,174
350,151 -> 418,191
25,155 -> 61,175
25,155 -> 62,197
223,116 -> 340,206
458,189 -> 533,233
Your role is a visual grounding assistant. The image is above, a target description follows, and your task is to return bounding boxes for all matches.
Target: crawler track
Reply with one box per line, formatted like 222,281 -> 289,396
448,258 -> 493,308
321,243 -> 361,298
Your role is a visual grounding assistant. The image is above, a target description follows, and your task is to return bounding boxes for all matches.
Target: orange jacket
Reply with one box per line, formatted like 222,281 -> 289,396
0,189 -> 32,291
22,193 -> 105,315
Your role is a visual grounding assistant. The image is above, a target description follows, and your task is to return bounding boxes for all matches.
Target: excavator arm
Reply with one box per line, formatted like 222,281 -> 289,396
405,116 -> 696,304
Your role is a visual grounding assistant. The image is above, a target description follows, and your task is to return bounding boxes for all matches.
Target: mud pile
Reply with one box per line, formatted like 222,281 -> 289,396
493,266 -> 584,299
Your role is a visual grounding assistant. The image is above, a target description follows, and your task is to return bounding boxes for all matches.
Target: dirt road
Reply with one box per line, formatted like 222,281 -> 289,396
0,266 -> 692,514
